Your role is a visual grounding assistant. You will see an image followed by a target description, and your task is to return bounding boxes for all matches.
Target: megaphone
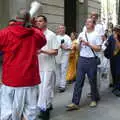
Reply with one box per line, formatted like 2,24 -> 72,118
29,1 -> 42,17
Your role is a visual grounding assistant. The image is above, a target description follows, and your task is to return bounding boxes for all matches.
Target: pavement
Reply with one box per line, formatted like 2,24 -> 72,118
50,79 -> 120,120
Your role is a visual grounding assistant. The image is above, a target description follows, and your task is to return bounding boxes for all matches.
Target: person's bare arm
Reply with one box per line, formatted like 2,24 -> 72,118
60,44 -> 71,51
82,40 -> 101,52
89,44 -> 101,52
38,49 -> 58,56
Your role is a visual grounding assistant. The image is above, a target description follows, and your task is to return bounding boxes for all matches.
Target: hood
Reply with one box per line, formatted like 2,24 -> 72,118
8,22 -> 34,38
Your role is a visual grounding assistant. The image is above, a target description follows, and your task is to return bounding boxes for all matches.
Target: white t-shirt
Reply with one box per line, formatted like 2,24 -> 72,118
38,29 -> 59,71
55,34 -> 72,64
77,31 -> 102,58
83,23 -> 105,36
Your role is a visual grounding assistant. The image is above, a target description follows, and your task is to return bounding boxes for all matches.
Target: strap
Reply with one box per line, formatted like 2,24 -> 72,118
85,32 -> 97,57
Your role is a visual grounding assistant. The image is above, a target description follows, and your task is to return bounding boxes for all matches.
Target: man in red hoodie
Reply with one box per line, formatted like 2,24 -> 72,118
0,9 -> 46,120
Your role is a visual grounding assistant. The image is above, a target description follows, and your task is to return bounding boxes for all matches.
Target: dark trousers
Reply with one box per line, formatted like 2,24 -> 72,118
72,57 -> 100,105
110,58 -> 116,86
115,75 -> 120,89
110,56 -> 120,89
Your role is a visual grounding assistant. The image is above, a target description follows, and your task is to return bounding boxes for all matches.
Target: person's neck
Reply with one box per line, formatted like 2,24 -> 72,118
42,27 -> 47,32
60,33 -> 65,36
87,28 -> 94,33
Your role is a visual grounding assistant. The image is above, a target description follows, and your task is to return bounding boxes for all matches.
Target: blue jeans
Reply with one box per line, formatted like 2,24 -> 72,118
72,57 -> 100,105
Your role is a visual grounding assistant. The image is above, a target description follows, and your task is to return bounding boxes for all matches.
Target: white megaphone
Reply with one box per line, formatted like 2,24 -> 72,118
29,1 -> 41,17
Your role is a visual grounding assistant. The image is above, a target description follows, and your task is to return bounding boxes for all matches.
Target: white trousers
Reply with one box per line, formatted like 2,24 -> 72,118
56,56 -> 69,88
1,85 -> 38,120
38,71 -> 55,111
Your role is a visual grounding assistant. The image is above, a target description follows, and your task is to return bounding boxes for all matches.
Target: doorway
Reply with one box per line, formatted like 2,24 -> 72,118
64,0 -> 76,34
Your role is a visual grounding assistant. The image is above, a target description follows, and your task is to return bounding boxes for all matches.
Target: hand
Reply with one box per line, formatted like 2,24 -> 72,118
79,37 -> 84,43
37,50 -> 43,54
82,40 -> 90,46
61,44 -> 66,49
31,17 -> 37,27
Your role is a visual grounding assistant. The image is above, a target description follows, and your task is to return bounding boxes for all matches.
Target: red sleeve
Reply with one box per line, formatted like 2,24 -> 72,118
33,27 -> 47,49
0,28 -> 9,51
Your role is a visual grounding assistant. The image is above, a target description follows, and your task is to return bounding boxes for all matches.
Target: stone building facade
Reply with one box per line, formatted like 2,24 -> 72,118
0,0 -> 101,33
77,0 -> 101,32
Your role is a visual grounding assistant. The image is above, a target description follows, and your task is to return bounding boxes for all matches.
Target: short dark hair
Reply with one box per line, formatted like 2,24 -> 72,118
8,19 -> 17,23
37,15 -> 47,22
71,32 -> 77,39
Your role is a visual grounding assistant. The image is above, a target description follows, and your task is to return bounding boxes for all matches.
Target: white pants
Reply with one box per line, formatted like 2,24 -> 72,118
1,85 -> 38,120
38,71 -> 55,111
56,56 -> 69,88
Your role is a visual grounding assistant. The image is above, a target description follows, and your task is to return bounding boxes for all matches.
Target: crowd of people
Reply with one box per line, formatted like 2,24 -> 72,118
0,8 -> 120,120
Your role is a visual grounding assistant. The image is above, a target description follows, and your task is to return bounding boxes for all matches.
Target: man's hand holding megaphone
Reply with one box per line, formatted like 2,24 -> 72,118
29,1 -> 41,27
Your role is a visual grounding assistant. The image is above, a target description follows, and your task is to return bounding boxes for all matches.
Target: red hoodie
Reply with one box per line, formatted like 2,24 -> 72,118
0,22 -> 46,87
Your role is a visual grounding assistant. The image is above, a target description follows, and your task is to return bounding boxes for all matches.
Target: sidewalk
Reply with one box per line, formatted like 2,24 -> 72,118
50,79 -> 120,120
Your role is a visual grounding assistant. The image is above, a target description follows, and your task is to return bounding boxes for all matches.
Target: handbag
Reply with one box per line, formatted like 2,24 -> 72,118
85,32 -> 101,65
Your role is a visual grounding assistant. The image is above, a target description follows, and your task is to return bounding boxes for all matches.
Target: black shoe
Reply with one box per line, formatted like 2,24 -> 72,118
112,88 -> 117,93
47,104 -> 53,111
38,110 -> 50,120
87,93 -> 92,97
112,89 -> 120,97
59,88 -> 65,93
67,81 -> 73,84
109,84 -> 114,88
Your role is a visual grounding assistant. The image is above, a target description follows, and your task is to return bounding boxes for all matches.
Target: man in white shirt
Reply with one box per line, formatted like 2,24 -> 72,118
36,15 -> 59,120
56,25 -> 72,92
67,18 -> 102,111
83,12 -> 105,91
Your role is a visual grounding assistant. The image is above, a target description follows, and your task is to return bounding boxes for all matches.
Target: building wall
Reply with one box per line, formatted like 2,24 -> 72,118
0,0 -> 101,32
8,0 -> 64,31
88,0 -> 101,16
40,0 -> 64,31
76,0 -> 88,33
76,0 -> 101,33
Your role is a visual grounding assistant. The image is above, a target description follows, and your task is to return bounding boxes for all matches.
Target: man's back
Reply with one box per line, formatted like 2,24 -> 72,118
0,22 -> 46,87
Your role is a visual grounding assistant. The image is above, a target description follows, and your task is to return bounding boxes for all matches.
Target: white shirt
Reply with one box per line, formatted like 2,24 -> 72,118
83,23 -> 105,36
57,34 -> 71,55
77,31 -> 102,58
38,29 -> 59,71
55,34 -> 72,63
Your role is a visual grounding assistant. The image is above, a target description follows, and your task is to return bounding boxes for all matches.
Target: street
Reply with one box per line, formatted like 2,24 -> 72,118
50,79 -> 120,120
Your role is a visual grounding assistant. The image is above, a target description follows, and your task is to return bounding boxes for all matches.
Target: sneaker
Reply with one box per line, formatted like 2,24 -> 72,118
89,101 -> 97,108
66,103 -> 80,111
